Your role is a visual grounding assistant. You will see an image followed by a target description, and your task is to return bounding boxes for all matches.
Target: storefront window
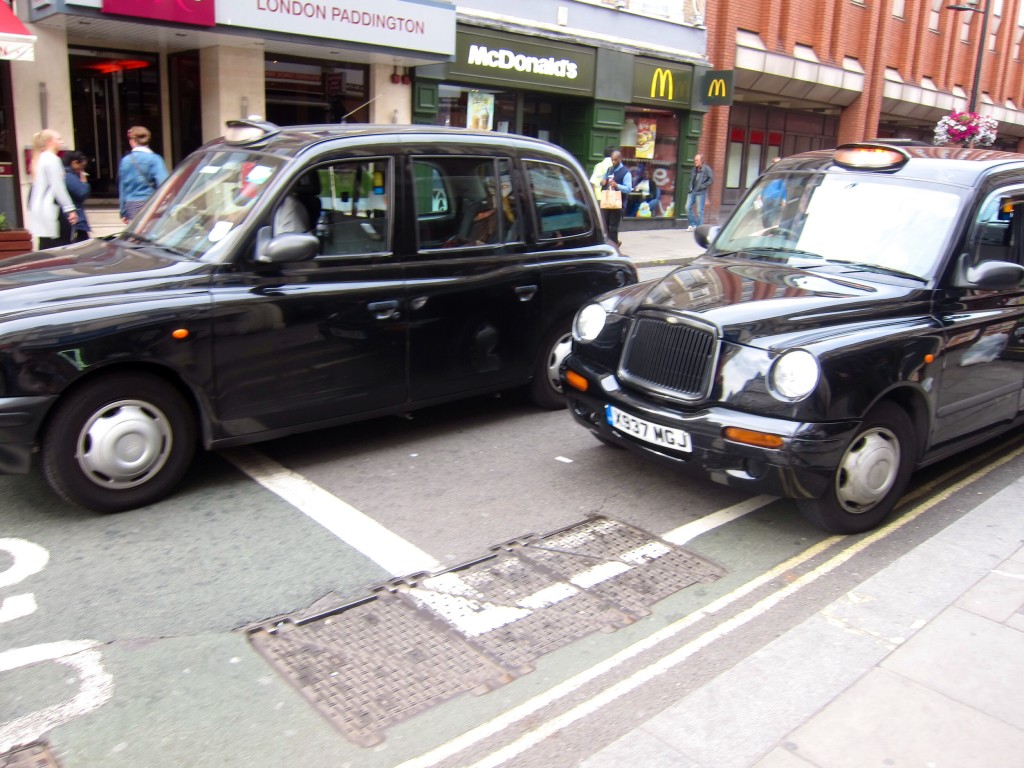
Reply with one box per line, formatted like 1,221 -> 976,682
0,61 -> 17,226
435,84 -> 563,144
264,58 -> 369,126
620,107 -> 680,218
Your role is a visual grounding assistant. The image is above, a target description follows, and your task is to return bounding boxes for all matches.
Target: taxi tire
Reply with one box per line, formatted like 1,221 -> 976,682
41,373 -> 197,513
528,318 -> 573,410
797,402 -> 915,534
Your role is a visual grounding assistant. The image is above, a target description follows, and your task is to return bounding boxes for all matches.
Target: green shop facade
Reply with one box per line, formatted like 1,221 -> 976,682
414,26 -> 708,225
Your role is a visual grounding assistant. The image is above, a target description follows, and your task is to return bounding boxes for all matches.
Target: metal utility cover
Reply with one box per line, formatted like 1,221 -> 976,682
0,742 -> 62,768
248,517 -> 725,747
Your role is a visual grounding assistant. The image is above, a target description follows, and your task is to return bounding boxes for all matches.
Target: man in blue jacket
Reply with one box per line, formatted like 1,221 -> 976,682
119,125 -> 168,223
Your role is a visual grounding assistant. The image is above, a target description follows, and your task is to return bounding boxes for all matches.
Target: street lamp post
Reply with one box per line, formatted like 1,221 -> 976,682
947,0 -> 992,114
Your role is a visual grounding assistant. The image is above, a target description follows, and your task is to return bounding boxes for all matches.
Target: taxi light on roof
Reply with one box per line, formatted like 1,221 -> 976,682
224,118 -> 280,146
833,144 -> 910,171
723,426 -> 784,449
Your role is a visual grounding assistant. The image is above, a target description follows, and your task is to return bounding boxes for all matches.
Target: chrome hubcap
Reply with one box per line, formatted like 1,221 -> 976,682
76,400 -> 173,489
835,427 -> 900,514
546,332 -> 572,394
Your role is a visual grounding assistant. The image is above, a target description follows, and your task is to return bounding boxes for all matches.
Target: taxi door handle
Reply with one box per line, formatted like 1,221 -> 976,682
515,285 -> 538,302
368,300 -> 401,320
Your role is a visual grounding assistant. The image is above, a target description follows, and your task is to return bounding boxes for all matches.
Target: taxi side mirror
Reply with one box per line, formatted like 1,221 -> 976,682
955,254 -> 1024,290
254,227 -> 319,264
694,224 -> 719,250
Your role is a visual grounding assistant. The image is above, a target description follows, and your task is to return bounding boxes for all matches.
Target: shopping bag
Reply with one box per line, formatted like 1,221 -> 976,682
600,189 -> 623,209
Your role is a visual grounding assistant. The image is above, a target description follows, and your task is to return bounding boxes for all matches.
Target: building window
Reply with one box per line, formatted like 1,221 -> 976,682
930,0 -> 942,31
892,0 -> 906,18
264,57 -> 369,126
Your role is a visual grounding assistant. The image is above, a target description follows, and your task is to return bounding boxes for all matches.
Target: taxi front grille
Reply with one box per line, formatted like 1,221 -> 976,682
620,316 -> 717,399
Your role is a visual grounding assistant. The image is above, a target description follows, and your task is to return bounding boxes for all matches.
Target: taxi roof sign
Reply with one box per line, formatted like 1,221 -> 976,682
833,143 -> 910,171
224,118 -> 281,146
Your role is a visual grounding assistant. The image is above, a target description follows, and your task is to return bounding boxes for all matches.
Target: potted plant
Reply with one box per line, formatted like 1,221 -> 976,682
0,212 -> 34,259
933,111 -> 999,148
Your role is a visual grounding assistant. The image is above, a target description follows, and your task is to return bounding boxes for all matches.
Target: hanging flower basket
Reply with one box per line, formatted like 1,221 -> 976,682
933,110 -> 998,147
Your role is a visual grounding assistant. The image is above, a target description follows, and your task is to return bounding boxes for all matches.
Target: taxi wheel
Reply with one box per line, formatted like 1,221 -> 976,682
41,373 -> 197,513
797,403 -> 916,534
529,319 -> 573,410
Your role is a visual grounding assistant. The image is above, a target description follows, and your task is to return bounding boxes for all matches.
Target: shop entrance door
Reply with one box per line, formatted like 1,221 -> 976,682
69,49 -> 162,200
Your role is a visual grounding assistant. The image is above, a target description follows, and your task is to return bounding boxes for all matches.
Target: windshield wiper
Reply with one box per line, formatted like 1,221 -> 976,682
734,246 -> 827,262
817,260 -> 928,283
121,232 -> 190,258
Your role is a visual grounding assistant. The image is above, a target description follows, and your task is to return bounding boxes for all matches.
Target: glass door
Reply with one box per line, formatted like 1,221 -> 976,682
69,49 -> 162,199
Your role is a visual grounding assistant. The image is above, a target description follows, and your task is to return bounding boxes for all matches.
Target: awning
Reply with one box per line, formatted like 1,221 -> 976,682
0,2 -> 35,62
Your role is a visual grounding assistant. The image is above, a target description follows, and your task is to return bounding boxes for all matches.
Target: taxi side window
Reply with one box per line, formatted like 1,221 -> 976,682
320,159 -> 392,256
524,160 -> 594,240
414,157 -> 512,250
973,189 -> 1024,268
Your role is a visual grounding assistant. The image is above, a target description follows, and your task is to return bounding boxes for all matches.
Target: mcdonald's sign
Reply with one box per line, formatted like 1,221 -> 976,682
632,58 -> 692,107
650,68 -> 674,100
702,70 -> 734,106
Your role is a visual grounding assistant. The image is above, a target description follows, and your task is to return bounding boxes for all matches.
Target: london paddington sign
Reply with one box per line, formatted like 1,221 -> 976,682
218,0 -> 455,56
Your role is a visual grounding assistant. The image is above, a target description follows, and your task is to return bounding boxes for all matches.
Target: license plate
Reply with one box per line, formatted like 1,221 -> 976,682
605,405 -> 692,452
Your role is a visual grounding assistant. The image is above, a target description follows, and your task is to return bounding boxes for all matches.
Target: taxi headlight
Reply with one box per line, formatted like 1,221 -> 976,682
769,349 -> 820,401
574,303 -> 608,342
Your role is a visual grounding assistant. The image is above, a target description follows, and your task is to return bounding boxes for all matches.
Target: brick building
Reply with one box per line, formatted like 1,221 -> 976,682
700,0 -> 1024,221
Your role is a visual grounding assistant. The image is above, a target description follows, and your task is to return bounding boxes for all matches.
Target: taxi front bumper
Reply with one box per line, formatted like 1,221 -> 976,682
562,357 -> 860,500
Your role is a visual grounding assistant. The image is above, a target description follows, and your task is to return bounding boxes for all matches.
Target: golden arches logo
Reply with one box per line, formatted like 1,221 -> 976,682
707,78 -> 728,99
650,68 -> 674,100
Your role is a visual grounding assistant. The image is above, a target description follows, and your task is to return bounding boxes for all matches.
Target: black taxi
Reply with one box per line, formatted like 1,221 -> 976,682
0,120 -> 635,512
562,142 -> 1024,533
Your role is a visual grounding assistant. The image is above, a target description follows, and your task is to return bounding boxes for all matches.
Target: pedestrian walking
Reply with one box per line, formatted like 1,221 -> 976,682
598,149 -> 632,246
686,153 -> 713,229
119,125 -> 168,224
27,129 -> 79,249
63,150 -> 92,242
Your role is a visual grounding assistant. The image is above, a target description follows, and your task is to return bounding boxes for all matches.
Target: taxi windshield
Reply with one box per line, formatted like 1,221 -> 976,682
124,150 -> 285,259
713,172 -> 963,282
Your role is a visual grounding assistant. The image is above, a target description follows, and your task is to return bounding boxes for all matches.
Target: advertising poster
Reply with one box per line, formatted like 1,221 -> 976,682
636,118 -> 656,159
468,91 -> 495,131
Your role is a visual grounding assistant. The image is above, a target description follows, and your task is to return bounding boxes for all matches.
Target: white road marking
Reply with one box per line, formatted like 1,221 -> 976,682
224,447 -> 442,576
661,495 -> 776,546
405,443 -> 1024,768
555,456 -> 573,463
227,448 -> 771,642
0,593 -> 38,624
0,641 -> 114,753
0,538 -> 50,589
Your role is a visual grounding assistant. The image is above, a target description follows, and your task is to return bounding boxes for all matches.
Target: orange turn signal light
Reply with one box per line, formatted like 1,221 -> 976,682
565,369 -> 589,392
172,328 -> 190,340
723,426 -> 784,449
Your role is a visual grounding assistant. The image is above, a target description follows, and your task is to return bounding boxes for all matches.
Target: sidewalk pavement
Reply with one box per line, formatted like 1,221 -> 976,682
588,227 -> 1024,767
578,412 -> 1024,764
617,227 -> 707,268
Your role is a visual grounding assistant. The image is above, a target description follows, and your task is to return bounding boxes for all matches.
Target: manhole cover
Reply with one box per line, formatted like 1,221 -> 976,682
249,516 -> 725,746
249,593 -> 510,747
517,518 -> 723,616
0,742 -> 61,768
403,551 -> 632,674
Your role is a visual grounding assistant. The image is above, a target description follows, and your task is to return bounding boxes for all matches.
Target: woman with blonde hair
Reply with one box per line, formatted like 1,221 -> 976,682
28,129 -> 79,248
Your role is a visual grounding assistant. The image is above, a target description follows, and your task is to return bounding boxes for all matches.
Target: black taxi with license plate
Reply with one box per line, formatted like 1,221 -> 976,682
562,142 -> 1024,533
0,120 -> 635,512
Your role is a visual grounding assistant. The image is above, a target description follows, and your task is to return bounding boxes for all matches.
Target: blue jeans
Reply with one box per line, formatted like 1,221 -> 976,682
686,190 -> 706,227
